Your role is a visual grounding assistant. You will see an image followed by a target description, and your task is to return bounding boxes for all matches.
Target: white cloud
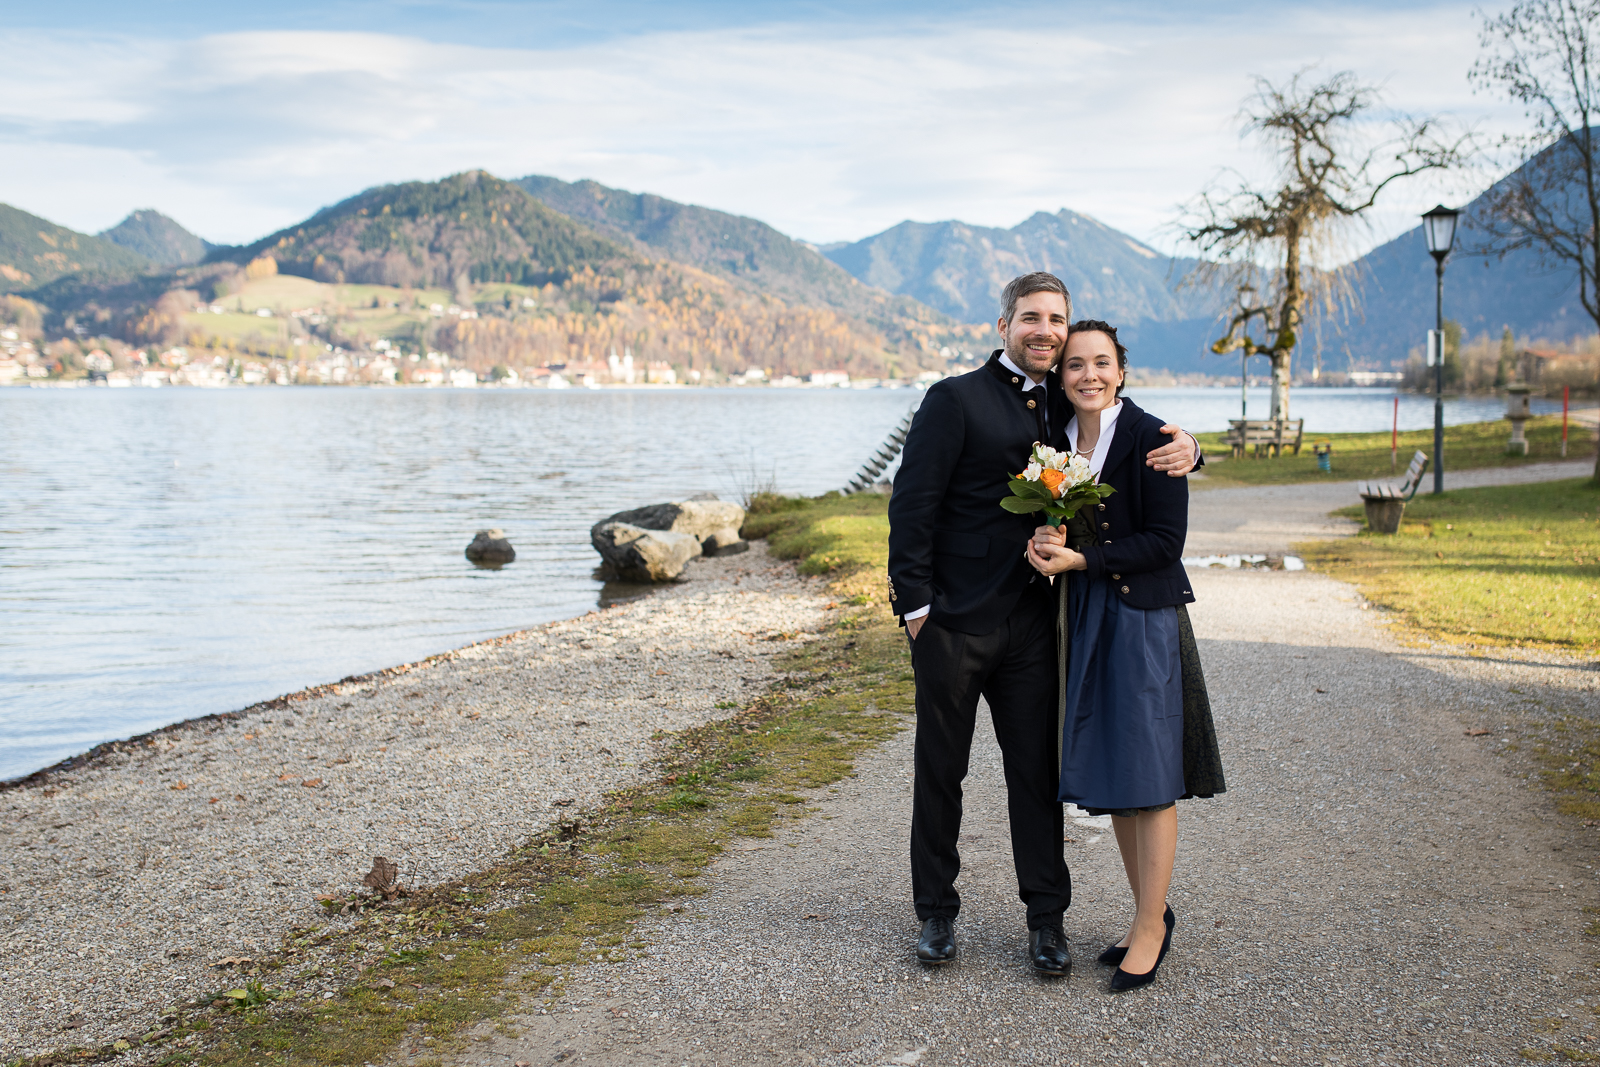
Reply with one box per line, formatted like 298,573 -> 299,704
0,5 -> 1521,256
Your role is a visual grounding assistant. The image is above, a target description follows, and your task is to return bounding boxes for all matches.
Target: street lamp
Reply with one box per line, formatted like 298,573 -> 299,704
1237,283 -> 1257,422
1422,204 -> 1460,495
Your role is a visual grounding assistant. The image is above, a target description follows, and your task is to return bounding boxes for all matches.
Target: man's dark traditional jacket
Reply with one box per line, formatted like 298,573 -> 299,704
886,351 -> 1069,635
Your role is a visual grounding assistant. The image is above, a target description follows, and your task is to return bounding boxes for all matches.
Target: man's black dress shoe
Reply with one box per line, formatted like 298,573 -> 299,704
1029,924 -> 1071,976
917,916 -> 956,964
1109,908 -> 1176,993
1096,905 -> 1174,967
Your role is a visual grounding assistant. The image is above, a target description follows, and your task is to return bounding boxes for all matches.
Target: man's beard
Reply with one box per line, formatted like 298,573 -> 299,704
1005,334 -> 1060,378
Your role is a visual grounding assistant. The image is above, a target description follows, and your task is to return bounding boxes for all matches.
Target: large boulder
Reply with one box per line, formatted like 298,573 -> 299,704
465,528 -> 515,565
591,523 -> 702,582
597,498 -> 748,557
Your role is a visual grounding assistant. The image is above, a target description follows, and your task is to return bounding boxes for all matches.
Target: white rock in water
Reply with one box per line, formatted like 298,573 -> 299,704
594,498 -> 748,557
591,523 -> 702,582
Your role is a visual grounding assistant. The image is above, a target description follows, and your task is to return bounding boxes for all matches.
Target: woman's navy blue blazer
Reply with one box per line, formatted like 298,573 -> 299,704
1079,397 -> 1195,609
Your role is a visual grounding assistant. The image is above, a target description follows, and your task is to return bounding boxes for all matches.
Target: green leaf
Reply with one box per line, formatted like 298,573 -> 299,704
1008,480 -> 1053,502
1000,496 -> 1045,514
224,988 -> 248,999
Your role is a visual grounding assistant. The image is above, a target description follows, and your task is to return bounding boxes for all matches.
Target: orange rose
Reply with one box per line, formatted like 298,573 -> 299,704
1038,468 -> 1066,498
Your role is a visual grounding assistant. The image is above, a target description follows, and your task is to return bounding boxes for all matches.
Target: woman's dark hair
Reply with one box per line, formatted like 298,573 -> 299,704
1066,319 -> 1129,397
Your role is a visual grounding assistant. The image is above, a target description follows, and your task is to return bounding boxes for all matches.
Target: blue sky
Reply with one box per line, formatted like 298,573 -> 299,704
0,1 -> 1516,254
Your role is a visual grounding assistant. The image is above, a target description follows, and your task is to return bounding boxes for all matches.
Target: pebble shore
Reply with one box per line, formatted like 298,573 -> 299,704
0,544 -> 830,1061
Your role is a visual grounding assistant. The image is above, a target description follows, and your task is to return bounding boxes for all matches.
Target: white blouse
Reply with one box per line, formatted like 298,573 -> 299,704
1064,400 -> 1123,479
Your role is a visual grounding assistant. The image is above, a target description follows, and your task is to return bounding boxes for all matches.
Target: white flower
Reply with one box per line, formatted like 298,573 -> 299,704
1033,444 -> 1069,471
1066,454 -> 1093,486
1022,460 -> 1044,481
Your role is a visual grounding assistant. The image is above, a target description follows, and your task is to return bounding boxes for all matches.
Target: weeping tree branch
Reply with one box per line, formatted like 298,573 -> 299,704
1179,69 -> 1469,423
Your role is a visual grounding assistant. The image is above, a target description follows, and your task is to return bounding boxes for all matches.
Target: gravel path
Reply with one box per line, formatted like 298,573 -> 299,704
0,544 -> 831,1061
1185,457 -> 1594,556
456,567 -> 1600,1067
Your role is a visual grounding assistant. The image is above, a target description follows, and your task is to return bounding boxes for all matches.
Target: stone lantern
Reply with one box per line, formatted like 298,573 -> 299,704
1506,382 -> 1532,455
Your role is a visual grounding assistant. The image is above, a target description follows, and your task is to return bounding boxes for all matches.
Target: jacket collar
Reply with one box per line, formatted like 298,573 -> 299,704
984,349 -> 1068,445
1096,395 -> 1144,477
983,349 -> 1067,400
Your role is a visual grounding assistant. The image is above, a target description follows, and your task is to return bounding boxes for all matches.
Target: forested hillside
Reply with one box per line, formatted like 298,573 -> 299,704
0,204 -> 151,293
99,210 -> 212,266
226,171 -> 632,289
514,174 -> 953,339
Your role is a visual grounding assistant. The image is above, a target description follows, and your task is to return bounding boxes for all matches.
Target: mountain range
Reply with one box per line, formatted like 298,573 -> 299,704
512,174 -> 948,337
2,150 -> 1595,377
811,150 -> 1600,373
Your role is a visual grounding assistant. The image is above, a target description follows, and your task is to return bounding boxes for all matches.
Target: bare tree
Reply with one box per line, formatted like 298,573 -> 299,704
1182,70 -> 1467,423
1471,0 -> 1600,480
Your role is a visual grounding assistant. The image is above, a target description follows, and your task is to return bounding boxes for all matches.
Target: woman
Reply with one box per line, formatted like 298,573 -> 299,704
1026,319 -> 1224,993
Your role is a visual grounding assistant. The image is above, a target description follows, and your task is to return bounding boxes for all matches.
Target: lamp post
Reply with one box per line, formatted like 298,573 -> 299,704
1237,283 -> 1257,422
1421,204 -> 1460,495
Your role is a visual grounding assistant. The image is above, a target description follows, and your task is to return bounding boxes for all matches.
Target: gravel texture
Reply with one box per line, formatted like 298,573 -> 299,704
456,567 -> 1600,1067
0,544 -> 830,1061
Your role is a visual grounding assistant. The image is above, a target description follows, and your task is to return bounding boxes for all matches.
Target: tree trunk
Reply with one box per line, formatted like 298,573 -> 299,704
1269,351 -> 1292,421
1593,409 -> 1600,486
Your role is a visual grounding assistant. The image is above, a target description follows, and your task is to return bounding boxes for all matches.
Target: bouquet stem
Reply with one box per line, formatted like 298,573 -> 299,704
1047,515 -> 1063,527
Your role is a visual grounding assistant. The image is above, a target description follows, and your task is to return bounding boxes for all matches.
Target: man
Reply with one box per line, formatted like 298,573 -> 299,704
886,272 -> 1199,974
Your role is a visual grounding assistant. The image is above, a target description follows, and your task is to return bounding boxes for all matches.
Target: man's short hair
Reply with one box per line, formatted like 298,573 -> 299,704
999,272 -> 1072,325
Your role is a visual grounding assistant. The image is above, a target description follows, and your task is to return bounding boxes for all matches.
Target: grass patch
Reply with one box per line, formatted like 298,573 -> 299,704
742,491 -> 892,588
1299,479 -> 1600,653
1520,712 -> 1600,825
15,495 -> 907,1067
1195,416 -> 1591,487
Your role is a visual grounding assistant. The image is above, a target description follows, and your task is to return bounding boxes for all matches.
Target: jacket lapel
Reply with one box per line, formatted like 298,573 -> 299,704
1098,397 -> 1143,484
1045,374 -> 1069,448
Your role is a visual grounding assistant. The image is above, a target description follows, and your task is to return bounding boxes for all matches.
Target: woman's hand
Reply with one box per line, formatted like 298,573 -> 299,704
1027,539 -> 1086,576
1033,524 -> 1066,548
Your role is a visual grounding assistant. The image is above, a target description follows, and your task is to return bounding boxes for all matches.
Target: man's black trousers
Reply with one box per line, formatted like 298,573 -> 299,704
908,585 -> 1071,930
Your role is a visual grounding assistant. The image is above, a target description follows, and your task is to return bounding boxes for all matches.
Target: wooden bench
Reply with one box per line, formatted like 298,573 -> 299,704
1224,418 -> 1305,458
1358,450 -> 1429,534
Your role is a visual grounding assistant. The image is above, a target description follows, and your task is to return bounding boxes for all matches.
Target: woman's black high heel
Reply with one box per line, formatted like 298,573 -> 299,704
1108,906 -> 1175,993
1096,905 -> 1172,967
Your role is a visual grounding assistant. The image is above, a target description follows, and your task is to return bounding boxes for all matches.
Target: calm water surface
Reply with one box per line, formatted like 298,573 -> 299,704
0,384 -> 1562,780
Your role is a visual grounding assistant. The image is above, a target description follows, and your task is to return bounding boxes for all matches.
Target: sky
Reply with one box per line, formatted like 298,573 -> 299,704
0,0 -> 1525,257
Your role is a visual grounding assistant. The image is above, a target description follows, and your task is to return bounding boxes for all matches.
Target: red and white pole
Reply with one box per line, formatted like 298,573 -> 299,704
1563,385 -> 1570,458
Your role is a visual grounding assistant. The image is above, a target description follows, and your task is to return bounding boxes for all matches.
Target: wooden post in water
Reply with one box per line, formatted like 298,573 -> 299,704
1391,396 -> 1399,474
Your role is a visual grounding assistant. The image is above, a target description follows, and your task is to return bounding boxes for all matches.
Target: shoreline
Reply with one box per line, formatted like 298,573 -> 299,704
0,543 -> 832,1061
0,607 -> 629,795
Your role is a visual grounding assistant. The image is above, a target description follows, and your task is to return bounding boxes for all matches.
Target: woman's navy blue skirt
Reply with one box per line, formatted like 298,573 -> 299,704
1057,572 -> 1186,811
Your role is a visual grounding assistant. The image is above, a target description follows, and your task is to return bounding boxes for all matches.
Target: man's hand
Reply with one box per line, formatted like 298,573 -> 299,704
906,615 -> 926,640
1146,425 -> 1200,477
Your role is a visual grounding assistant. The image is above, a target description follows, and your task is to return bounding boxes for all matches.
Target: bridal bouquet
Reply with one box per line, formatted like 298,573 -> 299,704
1000,444 -> 1115,526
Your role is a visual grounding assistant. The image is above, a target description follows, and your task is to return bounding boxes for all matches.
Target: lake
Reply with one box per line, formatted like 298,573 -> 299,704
0,383 -> 1563,780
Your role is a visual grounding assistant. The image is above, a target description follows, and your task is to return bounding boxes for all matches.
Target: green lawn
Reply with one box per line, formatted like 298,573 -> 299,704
1299,478 -> 1600,652
1196,416 -> 1591,487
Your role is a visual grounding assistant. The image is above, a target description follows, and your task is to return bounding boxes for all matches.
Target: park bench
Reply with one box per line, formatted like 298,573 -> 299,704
1358,450 -> 1429,534
1224,418 -> 1305,458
